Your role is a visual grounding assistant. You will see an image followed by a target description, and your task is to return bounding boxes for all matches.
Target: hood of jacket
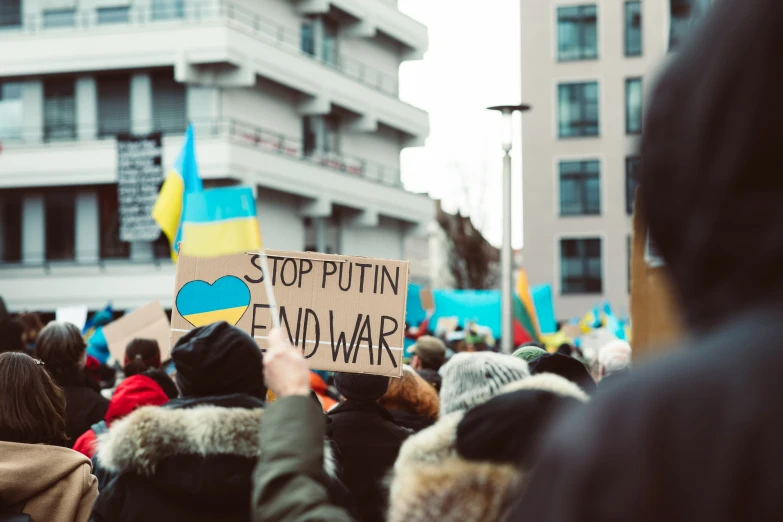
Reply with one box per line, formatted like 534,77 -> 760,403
96,397 -> 335,507
388,373 -> 587,522
641,0 -> 783,330
104,374 -> 169,425
0,441 -> 92,505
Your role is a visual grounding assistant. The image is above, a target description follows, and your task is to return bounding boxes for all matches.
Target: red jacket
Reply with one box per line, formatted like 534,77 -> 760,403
72,374 -> 169,458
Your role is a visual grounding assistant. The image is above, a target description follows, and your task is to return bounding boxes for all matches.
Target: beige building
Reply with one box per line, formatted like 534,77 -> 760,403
520,0 -> 707,321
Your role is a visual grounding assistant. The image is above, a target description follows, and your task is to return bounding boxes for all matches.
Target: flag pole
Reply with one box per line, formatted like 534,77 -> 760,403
258,249 -> 281,329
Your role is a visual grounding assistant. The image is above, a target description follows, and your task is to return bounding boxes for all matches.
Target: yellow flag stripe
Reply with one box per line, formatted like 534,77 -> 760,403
179,218 -> 262,257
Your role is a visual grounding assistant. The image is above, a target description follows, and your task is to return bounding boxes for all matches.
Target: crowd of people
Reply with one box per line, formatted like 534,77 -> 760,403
2,1 -> 783,520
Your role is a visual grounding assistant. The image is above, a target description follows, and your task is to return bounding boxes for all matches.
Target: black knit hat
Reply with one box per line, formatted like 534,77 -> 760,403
172,322 -> 266,400
528,353 -> 597,395
334,372 -> 389,402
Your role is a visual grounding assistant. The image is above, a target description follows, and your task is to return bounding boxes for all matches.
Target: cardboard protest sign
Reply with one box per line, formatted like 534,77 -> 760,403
56,306 -> 88,331
434,316 -> 459,336
102,301 -> 172,363
172,250 -> 409,377
419,288 -> 435,312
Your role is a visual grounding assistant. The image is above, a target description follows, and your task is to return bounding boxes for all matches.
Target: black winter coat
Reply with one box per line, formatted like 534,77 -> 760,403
56,370 -> 109,448
90,394 -> 266,522
389,409 -> 435,433
327,400 -> 410,522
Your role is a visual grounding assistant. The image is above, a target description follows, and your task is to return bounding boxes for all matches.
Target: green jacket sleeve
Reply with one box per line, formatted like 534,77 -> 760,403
252,395 -> 354,522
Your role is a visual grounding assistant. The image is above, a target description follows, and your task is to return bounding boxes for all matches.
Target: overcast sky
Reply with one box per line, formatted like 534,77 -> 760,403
397,0 -> 524,248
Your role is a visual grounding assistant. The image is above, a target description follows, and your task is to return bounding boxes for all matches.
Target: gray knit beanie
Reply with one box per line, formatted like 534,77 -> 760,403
439,352 -> 530,415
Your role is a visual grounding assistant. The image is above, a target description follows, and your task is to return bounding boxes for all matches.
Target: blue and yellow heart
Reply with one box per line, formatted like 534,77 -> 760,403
176,276 -> 251,328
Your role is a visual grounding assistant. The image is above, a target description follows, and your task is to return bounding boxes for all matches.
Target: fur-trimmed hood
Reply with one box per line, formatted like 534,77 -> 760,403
388,372 -> 589,522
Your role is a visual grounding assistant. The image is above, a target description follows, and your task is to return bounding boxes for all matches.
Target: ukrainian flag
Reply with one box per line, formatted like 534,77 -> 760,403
152,124 -> 203,261
179,186 -> 262,257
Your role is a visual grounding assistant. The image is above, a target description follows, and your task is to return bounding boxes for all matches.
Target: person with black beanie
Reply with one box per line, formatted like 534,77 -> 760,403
91,322 -> 320,522
328,372 -> 411,522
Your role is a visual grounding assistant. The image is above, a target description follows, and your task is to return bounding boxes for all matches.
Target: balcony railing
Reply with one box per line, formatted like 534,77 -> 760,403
0,118 -> 403,188
2,0 -> 401,97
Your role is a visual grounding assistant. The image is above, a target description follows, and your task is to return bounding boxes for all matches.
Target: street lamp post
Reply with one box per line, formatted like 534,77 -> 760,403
487,104 -> 531,354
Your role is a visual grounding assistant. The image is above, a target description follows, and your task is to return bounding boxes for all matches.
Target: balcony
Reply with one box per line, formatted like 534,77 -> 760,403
0,1 -> 429,140
0,118 -> 432,226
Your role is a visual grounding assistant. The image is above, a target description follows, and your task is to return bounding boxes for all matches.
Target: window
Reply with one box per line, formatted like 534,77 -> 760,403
97,7 -> 130,24
560,160 -> 600,216
558,82 -> 599,138
322,19 -> 338,66
625,1 -> 642,56
0,82 -> 22,142
97,74 -> 130,138
626,78 -> 642,134
301,21 -> 315,56
669,0 -> 712,50
0,0 -> 21,28
626,156 -> 641,214
627,235 -> 632,294
324,115 -> 340,154
302,115 -> 340,155
98,185 -> 130,259
557,5 -> 598,61
153,232 -> 171,259
560,238 -> 602,294
45,192 -> 76,261
43,9 -> 76,28
302,116 -> 316,156
152,71 -> 187,134
1,199 -> 22,263
152,0 -> 184,20
44,79 -> 76,142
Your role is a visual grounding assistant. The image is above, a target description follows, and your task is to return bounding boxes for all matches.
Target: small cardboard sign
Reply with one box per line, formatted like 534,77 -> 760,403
102,301 -> 171,363
171,250 -> 409,378
435,316 -> 459,336
420,288 -> 435,312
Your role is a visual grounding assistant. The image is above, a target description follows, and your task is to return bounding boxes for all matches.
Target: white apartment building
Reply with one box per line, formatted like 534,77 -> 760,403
521,0 -> 710,321
0,0 -> 432,313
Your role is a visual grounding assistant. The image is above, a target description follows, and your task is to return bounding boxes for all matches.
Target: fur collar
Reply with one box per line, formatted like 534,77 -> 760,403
389,458 -> 521,522
97,405 -> 334,477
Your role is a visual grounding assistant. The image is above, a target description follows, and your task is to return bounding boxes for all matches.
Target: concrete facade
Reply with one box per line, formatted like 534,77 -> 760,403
0,0 -> 432,312
521,0 -> 670,321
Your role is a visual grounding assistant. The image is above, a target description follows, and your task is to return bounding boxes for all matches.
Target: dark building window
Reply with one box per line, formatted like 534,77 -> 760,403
152,0 -> 184,20
559,160 -> 600,216
301,21 -> 315,56
626,156 -> 641,214
627,234 -> 632,294
1,199 -> 22,263
560,238 -> 603,294
153,232 -> 172,259
625,1 -> 642,56
557,5 -> 598,61
97,7 -> 130,24
558,82 -> 599,138
670,0 -> 712,50
97,74 -> 131,138
322,18 -> 338,66
44,79 -> 76,142
152,71 -> 187,135
0,82 -> 23,142
43,9 -> 76,28
45,192 -> 76,261
302,116 -> 316,156
0,0 -> 21,28
98,185 -> 130,259
626,77 -> 642,134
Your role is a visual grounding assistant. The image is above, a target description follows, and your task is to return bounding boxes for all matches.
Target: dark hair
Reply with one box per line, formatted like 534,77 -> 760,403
143,369 -> 179,399
35,321 -> 86,381
123,338 -> 162,377
0,352 -> 67,445
0,318 -> 25,354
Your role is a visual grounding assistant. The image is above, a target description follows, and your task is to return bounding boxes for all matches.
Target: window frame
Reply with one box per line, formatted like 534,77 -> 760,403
559,159 -> 601,216
625,77 -> 643,135
556,4 -> 599,62
559,237 -> 603,295
624,1 -> 643,57
626,156 -> 641,215
558,81 -> 600,138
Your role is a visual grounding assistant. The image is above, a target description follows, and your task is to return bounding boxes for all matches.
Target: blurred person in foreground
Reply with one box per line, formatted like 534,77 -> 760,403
0,352 -> 98,522
409,335 -> 446,392
379,365 -> 439,432
512,1 -> 783,520
36,321 -> 109,447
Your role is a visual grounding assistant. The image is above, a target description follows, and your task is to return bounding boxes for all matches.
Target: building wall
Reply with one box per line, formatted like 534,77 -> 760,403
221,78 -> 302,137
521,0 -> 669,321
340,30 -> 401,82
255,189 -> 305,252
341,216 -> 404,260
